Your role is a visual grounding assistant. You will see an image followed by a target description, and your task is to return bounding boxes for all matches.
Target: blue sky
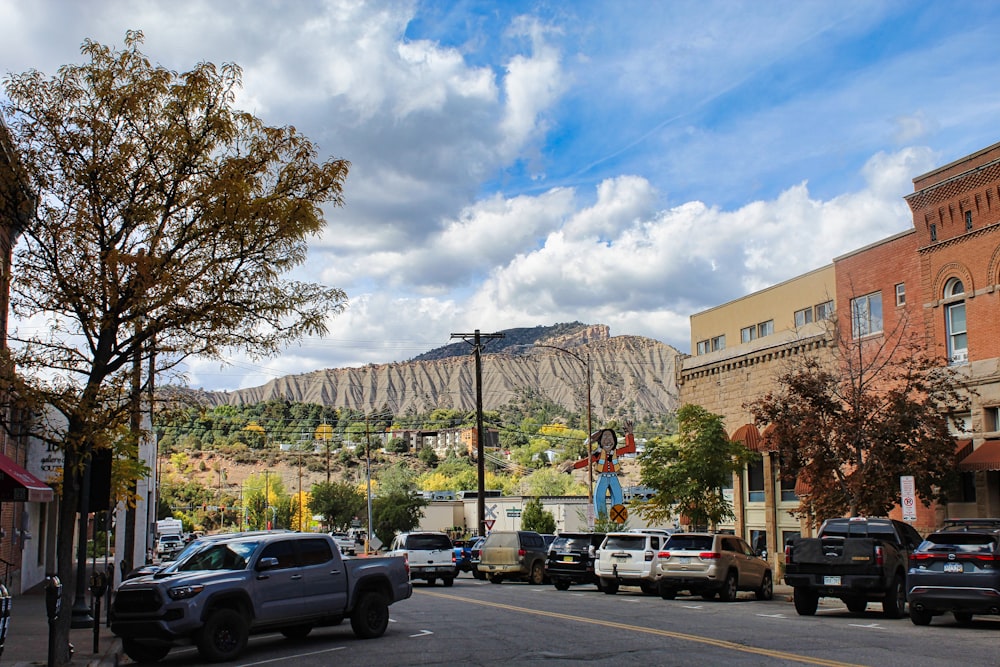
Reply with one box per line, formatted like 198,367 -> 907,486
3,0 -> 1000,392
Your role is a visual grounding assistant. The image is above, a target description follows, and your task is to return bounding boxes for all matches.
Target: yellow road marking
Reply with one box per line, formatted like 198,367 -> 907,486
419,590 -> 865,667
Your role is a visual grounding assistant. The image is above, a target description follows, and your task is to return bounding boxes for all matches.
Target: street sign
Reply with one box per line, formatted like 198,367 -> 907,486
610,504 -> 628,524
484,519 -> 495,531
485,504 -> 498,520
900,475 -> 916,521
506,508 -> 521,518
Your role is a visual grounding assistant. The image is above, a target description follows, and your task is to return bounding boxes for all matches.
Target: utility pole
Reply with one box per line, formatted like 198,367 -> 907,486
450,329 -> 504,537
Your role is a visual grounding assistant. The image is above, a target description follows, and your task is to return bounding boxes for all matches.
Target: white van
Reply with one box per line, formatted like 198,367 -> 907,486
388,531 -> 457,586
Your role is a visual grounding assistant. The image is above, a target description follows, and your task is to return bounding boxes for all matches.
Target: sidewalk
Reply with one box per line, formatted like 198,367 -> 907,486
3,586 -> 120,667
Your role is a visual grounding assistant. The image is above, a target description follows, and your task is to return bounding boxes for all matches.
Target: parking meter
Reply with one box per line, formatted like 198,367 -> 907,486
0,583 -> 10,658
45,576 -> 62,621
88,570 -> 109,599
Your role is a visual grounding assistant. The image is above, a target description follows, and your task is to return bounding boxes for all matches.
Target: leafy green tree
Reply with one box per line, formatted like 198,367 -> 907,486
418,445 -> 439,467
637,404 -> 755,530
521,468 -> 585,496
377,462 -> 419,496
521,497 -> 556,534
309,481 -> 365,531
372,492 -> 427,548
1,32 -> 349,660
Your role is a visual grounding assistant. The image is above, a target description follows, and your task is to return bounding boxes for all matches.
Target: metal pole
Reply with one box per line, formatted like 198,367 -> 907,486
366,417 -> 373,553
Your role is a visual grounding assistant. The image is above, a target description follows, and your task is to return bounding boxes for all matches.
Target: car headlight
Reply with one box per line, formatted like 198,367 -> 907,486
167,584 -> 205,600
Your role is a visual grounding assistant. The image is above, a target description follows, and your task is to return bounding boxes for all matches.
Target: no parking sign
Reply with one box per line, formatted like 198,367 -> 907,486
900,475 -> 916,521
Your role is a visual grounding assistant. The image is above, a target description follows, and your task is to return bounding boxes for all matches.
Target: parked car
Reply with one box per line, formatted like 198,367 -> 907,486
545,532 -> 606,590
595,531 -> 668,595
656,532 -> 773,601
784,516 -> 922,618
478,530 -> 548,584
387,531 -> 458,586
112,532 -> 412,663
907,524 -> 1000,625
453,538 -> 476,572
469,536 -> 487,580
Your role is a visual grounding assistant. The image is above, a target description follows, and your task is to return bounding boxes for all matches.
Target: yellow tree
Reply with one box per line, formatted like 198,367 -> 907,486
1,31 -> 349,662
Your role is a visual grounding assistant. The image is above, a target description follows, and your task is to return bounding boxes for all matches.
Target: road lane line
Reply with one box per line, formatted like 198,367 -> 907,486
419,590 -> 865,667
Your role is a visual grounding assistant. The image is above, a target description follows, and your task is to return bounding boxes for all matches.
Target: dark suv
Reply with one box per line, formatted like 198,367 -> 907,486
907,522 -> 1000,626
545,532 -> 606,591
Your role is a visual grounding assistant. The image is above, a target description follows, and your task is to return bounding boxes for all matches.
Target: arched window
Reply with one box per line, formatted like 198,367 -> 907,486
944,278 -> 967,364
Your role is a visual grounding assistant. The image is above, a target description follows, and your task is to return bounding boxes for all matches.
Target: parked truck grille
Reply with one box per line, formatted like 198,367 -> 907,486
113,588 -> 163,613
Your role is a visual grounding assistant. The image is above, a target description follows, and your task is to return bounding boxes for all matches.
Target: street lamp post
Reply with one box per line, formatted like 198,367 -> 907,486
534,344 -> 594,524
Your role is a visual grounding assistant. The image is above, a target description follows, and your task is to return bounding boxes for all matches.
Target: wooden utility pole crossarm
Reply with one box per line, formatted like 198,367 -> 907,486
450,330 -> 504,536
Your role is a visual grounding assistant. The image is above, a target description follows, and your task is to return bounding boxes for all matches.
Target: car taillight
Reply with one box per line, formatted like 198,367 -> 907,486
784,544 -> 792,565
875,545 -> 884,567
645,550 -> 654,561
404,553 -> 410,577
657,551 -> 670,559
699,552 -> 720,560
452,553 -> 456,564
518,548 -> 526,557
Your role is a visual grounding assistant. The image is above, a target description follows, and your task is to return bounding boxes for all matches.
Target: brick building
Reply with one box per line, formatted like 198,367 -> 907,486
0,118 -> 55,594
678,141 -> 1000,573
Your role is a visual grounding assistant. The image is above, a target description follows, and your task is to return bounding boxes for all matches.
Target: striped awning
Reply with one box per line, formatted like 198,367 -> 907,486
958,440 -> 1000,472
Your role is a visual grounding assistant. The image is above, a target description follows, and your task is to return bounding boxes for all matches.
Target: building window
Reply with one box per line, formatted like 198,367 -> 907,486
747,459 -> 765,503
930,223 -> 937,241
965,210 -> 973,231
850,291 -> 883,338
814,300 -> 834,320
696,340 -> 709,355
895,283 -> 905,307
794,307 -> 813,327
741,326 -> 754,343
741,320 -> 773,343
944,278 -> 967,364
711,334 -> 725,352
985,406 -> 1000,433
757,320 -> 773,337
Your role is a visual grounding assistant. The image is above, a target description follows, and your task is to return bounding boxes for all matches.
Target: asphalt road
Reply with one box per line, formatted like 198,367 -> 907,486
139,574 -> 1000,667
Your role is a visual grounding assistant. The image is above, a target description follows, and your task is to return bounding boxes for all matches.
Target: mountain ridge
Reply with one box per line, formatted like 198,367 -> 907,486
186,324 -> 682,419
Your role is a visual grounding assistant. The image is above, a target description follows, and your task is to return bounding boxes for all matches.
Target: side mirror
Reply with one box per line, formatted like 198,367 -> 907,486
256,557 -> 280,571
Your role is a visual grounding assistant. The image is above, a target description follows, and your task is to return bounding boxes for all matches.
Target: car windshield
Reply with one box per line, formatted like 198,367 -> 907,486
664,535 -> 713,551
172,541 -> 259,572
405,534 -> 452,550
918,532 -> 998,553
603,535 -> 648,550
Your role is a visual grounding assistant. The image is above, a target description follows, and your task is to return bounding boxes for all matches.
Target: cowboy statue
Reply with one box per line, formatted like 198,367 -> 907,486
573,420 -> 636,519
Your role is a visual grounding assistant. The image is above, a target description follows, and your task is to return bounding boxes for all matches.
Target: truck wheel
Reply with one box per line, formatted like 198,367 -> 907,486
554,580 -> 571,591
488,574 -> 504,584
122,639 -> 170,664
719,571 -> 738,602
845,597 -> 867,614
755,571 -> 773,601
426,577 -> 437,586
351,591 -> 390,639
529,562 -> 545,585
601,579 -> 619,595
197,608 -> 249,662
473,569 -> 485,580
639,582 -> 657,596
443,577 -> 454,587
281,624 -> 313,639
658,583 -> 677,600
793,587 -> 819,616
910,608 -> 933,626
882,576 -> 905,619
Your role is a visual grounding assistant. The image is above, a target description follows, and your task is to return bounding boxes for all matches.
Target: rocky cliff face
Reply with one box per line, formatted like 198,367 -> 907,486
193,331 -> 681,420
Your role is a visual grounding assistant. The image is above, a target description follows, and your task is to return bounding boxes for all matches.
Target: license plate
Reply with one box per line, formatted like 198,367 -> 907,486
613,556 -> 628,562
679,557 -> 690,564
562,556 -> 574,563
823,576 -> 841,586
944,562 -> 963,573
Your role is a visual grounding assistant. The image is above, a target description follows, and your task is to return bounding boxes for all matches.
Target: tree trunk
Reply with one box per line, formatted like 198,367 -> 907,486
52,446 -> 80,666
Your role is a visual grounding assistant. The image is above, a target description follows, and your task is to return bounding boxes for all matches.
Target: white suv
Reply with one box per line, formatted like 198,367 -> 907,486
595,531 -> 668,595
387,531 -> 457,586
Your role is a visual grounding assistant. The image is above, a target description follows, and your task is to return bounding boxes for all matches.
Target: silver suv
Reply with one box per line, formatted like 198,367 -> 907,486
595,532 -> 668,595
655,532 -> 773,601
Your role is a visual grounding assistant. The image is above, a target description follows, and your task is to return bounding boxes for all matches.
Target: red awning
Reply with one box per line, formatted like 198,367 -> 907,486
0,453 -> 54,502
958,440 -> 1000,472
955,439 -> 973,461
731,423 -> 764,452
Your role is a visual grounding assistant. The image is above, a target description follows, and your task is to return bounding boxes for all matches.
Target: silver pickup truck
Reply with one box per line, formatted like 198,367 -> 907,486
111,532 -> 411,663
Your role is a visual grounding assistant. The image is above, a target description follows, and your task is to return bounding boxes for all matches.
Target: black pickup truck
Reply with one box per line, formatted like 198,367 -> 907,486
784,517 -> 923,618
